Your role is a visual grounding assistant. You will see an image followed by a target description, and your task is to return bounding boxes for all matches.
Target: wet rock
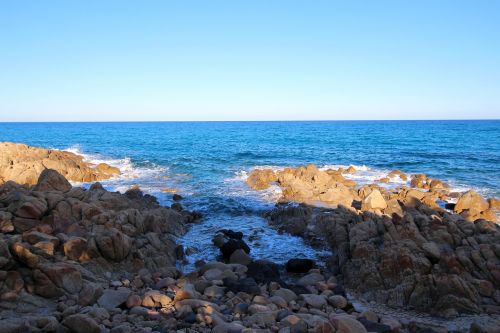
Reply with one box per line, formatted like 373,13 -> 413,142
247,260 -> 282,284
285,258 -> 314,273
246,169 -> 278,190
221,239 -> 251,259
230,248 -> 252,265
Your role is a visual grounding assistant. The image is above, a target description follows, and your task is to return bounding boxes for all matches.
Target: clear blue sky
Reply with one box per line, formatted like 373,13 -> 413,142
0,0 -> 499,121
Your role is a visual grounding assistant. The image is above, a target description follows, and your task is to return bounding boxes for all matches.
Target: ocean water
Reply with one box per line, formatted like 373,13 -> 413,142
1,121 -> 499,268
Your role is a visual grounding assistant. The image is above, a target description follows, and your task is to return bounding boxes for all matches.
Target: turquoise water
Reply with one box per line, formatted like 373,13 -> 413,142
1,121 -> 499,267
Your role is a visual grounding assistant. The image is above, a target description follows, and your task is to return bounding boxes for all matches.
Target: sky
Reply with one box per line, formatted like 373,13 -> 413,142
0,0 -> 499,121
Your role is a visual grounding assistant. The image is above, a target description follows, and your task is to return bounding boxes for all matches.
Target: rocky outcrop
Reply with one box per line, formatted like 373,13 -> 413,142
265,202 -> 500,318
0,169 -> 200,329
247,164 -> 499,223
0,141 -> 120,185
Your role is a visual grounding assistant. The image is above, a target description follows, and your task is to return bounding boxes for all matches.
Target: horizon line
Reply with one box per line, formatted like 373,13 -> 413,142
1,118 -> 500,123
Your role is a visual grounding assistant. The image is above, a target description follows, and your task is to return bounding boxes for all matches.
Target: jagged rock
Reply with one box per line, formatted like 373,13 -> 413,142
246,169 -> 278,190
95,228 -> 132,261
361,189 -> 387,211
34,169 -> 72,192
454,191 -> 489,214
0,142 -> 120,185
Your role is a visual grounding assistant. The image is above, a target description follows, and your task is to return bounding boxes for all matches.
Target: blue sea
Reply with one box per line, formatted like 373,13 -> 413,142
1,121 -> 499,268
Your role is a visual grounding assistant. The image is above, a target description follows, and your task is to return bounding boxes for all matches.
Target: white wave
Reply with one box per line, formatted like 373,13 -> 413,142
63,145 -> 170,193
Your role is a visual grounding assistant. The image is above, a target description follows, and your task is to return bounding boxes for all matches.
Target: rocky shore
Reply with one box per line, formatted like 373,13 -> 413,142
0,142 -> 120,185
245,165 -> 500,329
0,144 -> 499,332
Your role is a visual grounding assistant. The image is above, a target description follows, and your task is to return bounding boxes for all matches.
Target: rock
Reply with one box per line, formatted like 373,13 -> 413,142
246,169 -> 278,190
272,288 -> 298,303
421,242 -> 441,261
0,142 -> 119,185
330,314 -> 368,333
62,314 -> 100,333
301,294 -> 327,308
359,310 -> 378,323
97,288 -> 131,309
357,317 -> 392,333
213,322 -> 246,333
95,228 -> 132,261
36,262 -> 83,296
328,295 -> 347,309
247,260 -> 282,284
142,290 -> 172,307
174,283 -> 199,301
318,188 -> 354,207
285,258 -> 314,273
345,166 -> 357,174
126,294 -> 142,308
297,272 -> 324,287
63,237 -> 88,261
361,189 -> 387,211
221,239 -> 251,259
454,190 -> 489,214
22,230 -> 59,246
34,169 -> 72,192
224,277 -> 261,295
488,198 -> 500,209
230,248 -> 252,265
280,314 -> 308,332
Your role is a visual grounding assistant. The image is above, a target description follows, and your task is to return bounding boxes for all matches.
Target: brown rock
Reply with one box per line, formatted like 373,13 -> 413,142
454,191 -> 489,214
34,169 -> 72,192
0,142 -> 120,186
95,228 -> 131,261
246,169 -> 278,190
361,189 -> 387,211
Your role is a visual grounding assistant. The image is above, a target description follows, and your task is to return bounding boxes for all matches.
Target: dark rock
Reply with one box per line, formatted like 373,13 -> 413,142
172,194 -> 183,201
285,258 -> 314,273
444,202 -> 456,210
218,229 -> 244,240
247,259 -> 282,284
223,277 -> 260,295
220,239 -> 250,258
358,317 -> 392,333
234,302 -> 249,315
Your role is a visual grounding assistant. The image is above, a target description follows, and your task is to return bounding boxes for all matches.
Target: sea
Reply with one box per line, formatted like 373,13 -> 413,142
1,121 -> 499,269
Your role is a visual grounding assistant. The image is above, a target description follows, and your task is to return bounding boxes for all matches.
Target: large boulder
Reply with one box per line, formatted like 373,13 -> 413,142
361,189 -> 387,211
95,228 -> 132,261
34,169 -> 73,192
454,190 -> 489,214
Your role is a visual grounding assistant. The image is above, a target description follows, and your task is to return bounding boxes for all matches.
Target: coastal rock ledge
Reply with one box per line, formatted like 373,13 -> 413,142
0,142 -> 120,185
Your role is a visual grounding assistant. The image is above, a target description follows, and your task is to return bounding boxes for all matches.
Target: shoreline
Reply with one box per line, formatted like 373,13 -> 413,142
0,141 -> 499,331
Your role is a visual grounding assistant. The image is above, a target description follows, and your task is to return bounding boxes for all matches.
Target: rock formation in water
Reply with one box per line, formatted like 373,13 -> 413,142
247,164 -> 499,223
248,165 -> 500,318
0,142 -> 120,185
